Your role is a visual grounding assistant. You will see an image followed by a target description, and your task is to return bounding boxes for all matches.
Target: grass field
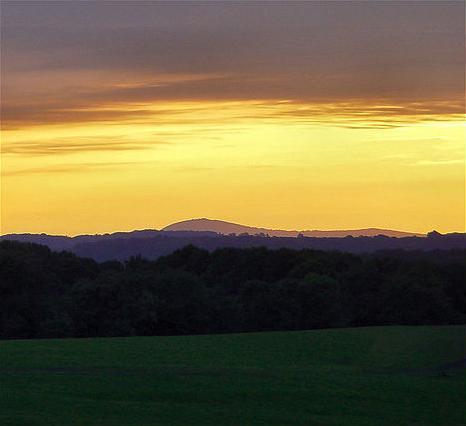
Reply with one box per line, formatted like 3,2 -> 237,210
1,325 -> 465,426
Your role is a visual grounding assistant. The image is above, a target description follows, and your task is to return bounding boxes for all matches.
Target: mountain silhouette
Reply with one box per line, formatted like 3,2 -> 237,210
2,227 -> 465,262
163,218 -> 424,238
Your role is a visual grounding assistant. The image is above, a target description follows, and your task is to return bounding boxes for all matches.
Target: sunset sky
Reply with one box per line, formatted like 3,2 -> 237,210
1,1 -> 464,236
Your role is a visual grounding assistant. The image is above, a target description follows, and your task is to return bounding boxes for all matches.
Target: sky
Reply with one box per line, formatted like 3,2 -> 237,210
1,1 -> 464,235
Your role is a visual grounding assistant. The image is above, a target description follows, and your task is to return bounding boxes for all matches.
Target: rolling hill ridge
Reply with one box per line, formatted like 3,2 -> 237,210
163,218 -> 424,238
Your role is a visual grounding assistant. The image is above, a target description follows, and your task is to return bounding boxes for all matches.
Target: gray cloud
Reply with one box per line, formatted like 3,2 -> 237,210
1,1 -> 464,128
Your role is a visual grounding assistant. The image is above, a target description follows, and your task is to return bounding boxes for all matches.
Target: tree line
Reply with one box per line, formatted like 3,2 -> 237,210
1,240 -> 464,339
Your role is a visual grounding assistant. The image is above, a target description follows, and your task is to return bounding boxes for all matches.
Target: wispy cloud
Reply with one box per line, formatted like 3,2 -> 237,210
2,161 -> 152,176
2,136 -> 169,156
3,98 -> 463,138
412,159 -> 465,167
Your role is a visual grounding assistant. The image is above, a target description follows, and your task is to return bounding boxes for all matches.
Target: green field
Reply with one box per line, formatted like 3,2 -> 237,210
1,326 -> 465,426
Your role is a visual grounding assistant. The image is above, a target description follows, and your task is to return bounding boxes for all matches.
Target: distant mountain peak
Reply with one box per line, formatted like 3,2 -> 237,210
162,218 -> 424,238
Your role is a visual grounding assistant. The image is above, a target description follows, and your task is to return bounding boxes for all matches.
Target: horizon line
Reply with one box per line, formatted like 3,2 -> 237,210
2,217 -> 462,238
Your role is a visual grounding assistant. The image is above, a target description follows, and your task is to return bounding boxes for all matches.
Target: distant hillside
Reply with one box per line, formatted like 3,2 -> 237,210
2,228 -> 464,262
163,218 -> 424,238
0,229 -> 217,252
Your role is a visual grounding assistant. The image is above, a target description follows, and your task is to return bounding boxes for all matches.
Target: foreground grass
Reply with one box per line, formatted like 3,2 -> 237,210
1,325 -> 465,426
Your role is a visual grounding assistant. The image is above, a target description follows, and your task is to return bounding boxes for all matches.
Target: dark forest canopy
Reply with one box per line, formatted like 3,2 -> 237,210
1,240 -> 465,339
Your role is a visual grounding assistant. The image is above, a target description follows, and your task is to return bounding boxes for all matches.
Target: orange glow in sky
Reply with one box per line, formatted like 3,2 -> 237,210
1,2 -> 464,235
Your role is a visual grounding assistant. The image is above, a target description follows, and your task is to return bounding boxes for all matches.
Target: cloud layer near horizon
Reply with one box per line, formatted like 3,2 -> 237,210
2,1 -> 464,129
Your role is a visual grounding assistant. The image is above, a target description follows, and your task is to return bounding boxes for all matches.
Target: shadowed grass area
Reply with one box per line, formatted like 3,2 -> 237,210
1,325 -> 465,425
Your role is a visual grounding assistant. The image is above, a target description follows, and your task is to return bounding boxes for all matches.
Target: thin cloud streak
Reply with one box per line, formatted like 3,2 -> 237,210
4,161 -> 281,177
3,98 -> 464,131
2,160 -> 159,177
412,159 -> 465,167
2,136 -> 170,156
